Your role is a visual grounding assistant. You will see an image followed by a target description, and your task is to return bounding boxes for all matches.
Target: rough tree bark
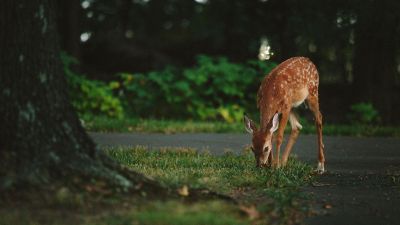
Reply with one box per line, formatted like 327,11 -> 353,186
0,0 -> 162,193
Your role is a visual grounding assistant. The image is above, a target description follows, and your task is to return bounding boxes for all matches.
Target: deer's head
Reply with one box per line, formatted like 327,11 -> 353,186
244,113 -> 279,167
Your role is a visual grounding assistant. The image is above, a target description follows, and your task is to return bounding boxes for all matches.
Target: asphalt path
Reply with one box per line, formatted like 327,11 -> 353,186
90,132 -> 400,225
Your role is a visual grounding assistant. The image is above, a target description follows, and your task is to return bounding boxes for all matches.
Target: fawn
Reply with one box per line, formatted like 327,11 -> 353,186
244,57 -> 325,173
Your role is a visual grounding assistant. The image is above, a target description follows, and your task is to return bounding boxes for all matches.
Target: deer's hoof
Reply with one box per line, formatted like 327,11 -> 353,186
315,162 -> 325,174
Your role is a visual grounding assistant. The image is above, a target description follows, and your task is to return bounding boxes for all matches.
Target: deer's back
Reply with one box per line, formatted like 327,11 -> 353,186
257,57 -> 319,110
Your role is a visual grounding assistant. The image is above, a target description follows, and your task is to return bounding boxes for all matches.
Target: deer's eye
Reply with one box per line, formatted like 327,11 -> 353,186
263,146 -> 270,152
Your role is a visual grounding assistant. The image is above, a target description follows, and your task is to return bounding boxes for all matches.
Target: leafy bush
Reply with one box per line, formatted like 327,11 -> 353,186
116,55 -> 276,122
61,53 -> 124,119
347,102 -> 379,125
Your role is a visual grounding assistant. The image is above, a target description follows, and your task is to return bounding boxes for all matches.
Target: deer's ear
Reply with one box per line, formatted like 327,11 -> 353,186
244,114 -> 257,134
270,113 -> 279,133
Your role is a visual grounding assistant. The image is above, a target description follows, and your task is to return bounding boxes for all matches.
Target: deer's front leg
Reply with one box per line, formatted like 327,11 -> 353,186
281,112 -> 302,166
274,111 -> 289,168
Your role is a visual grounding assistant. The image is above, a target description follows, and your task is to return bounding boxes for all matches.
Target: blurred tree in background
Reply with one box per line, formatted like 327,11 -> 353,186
58,0 -> 400,124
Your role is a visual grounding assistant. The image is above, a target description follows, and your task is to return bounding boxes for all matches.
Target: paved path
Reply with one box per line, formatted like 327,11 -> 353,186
90,132 -> 400,225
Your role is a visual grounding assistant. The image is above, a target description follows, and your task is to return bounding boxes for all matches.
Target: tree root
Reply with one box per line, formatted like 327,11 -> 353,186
1,149 -> 236,204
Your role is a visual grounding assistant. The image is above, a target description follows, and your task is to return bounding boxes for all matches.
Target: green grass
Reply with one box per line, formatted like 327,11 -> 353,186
107,146 -> 313,192
1,147 -> 314,225
1,200 -> 247,225
83,116 -> 400,137
103,146 -> 314,224
82,116 -> 243,133
86,201 -> 247,225
5,146 -> 398,225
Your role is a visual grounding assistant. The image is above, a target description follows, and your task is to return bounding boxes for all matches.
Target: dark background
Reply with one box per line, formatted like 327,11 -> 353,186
58,0 -> 400,124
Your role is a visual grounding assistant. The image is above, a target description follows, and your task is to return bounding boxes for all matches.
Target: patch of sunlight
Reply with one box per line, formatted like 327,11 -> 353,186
80,32 -> 92,42
194,0 -> 208,4
258,37 -> 273,61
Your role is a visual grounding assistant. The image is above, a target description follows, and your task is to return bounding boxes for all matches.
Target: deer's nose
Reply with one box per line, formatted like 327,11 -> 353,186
256,161 -> 267,168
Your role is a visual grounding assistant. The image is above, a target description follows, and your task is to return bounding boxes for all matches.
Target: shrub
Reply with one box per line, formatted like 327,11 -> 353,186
61,53 -> 124,119
116,55 -> 276,122
347,102 -> 379,125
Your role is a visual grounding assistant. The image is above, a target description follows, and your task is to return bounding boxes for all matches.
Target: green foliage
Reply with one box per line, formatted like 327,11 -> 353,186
61,53 -> 276,122
117,55 -> 276,122
61,53 -> 124,119
347,102 -> 379,125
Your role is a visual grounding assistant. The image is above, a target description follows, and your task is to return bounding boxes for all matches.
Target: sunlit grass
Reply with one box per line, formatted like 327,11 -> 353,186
83,116 -> 400,137
83,116 -> 243,133
107,146 -> 313,193
0,147 -> 315,225
105,146 -> 314,224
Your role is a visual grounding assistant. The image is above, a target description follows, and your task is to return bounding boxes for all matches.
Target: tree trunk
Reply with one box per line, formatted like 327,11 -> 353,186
352,0 -> 399,124
0,0 -> 162,193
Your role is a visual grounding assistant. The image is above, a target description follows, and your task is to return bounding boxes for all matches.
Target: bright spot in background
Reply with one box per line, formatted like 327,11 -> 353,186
194,0 -> 208,4
133,0 -> 150,3
81,0 -> 91,9
80,32 -> 92,42
258,38 -> 273,61
86,11 -> 93,18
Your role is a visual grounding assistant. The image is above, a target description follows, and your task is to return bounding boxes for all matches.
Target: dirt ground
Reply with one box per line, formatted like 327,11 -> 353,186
91,132 -> 400,225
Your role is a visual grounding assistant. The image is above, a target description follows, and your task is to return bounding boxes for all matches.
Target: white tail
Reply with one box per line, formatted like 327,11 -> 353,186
244,57 -> 325,173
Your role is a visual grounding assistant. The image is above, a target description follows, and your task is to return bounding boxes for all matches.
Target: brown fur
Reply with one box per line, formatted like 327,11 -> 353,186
246,57 -> 325,171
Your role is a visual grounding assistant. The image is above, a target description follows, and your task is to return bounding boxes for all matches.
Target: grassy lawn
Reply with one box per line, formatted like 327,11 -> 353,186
83,116 -> 400,137
1,147 -> 315,225
104,147 -> 314,224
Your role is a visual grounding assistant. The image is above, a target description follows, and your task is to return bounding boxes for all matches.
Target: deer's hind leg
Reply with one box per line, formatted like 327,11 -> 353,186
281,112 -> 302,166
306,94 -> 325,174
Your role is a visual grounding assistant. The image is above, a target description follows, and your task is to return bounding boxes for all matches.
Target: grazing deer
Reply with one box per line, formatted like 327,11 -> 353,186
244,57 -> 325,173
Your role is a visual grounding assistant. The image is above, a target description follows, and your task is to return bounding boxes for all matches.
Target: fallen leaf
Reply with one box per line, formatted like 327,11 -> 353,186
239,205 -> 260,220
177,185 -> 189,196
